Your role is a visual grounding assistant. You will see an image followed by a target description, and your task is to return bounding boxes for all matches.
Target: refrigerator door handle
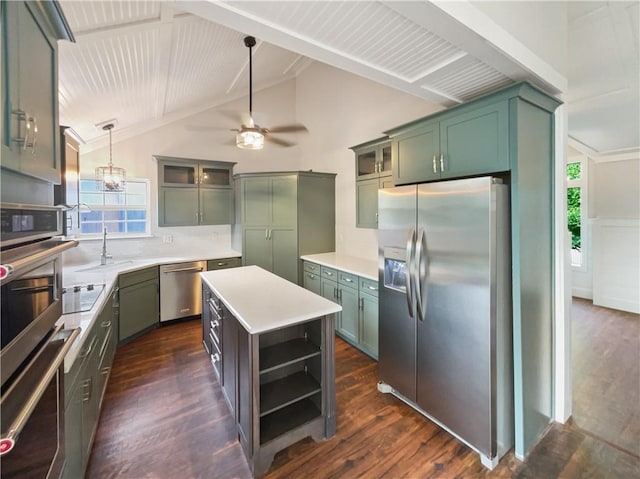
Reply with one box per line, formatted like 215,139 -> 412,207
405,227 -> 416,318
415,227 -> 428,321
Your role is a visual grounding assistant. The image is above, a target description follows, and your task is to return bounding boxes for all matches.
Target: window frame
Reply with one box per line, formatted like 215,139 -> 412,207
77,177 -> 151,240
567,156 -> 587,272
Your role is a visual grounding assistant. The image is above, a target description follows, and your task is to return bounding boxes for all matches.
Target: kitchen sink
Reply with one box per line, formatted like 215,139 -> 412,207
75,260 -> 134,272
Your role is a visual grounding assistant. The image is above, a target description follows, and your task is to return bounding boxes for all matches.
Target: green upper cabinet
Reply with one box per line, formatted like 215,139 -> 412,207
388,98 -> 509,185
241,175 -> 297,227
155,156 -> 235,226
351,138 -> 393,229
1,1 -> 73,184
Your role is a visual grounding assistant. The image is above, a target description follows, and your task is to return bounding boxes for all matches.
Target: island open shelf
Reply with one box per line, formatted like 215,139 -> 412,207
200,266 -> 341,477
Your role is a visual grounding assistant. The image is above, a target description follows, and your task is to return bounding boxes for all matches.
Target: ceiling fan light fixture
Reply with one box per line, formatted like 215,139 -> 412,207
236,128 -> 264,150
95,123 -> 126,191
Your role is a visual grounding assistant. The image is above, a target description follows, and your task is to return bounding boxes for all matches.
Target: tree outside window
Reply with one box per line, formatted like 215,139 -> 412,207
567,161 -> 583,267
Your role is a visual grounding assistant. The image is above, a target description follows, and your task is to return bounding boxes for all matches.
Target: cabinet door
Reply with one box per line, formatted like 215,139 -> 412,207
356,178 -> 380,229
270,175 -> 297,227
18,2 -> 59,183
200,188 -> 233,225
380,143 -> 392,176
360,292 -> 379,359
62,381 -> 84,479
1,2 -> 21,172
393,120 -> 440,185
355,145 -> 379,181
160,162 -> 198,187
158,187 -> 199,226
119,279 -> 159,342
199,164 -> 231,188
243,228 -> 272,272
303,271 -> 322,295
270,228 -> 298,284
321,277 -> 338,304
440,100 -> 509,178
337,286 -> 358,343
242,177 -> 271,226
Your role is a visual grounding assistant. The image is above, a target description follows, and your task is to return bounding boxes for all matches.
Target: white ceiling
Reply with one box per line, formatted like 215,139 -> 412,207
57,1 -> 639,155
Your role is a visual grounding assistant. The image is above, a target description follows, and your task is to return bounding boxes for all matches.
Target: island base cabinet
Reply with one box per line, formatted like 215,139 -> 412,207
238,317 -> 336,477
202,283 -> 336,477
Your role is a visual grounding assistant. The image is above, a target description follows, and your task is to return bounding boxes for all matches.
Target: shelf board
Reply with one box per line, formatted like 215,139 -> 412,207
260,398 -> 321,445
259,338 -> 321,374
260,371 -> 321,417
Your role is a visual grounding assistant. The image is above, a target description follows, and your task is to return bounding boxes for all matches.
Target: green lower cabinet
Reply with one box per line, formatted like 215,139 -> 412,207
359,292 -> 379,359
303,270 -> 322,295
63,287 -> 118,479
207,257 -> 241,271
118,267 -> 159,343
337,284 -> 358,343
306,262 -> 378,359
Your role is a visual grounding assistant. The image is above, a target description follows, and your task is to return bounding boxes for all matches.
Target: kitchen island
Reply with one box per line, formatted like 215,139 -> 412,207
200,266 -> 341,477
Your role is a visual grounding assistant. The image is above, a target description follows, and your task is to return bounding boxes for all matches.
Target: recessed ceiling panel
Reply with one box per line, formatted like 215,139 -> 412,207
227,1 -> 465,82
422,55 -> 512,102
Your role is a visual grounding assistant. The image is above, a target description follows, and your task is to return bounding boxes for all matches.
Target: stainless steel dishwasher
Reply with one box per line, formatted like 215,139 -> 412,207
159,260 -> 207,322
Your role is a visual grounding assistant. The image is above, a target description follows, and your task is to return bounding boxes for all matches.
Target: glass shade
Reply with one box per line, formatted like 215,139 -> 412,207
95,165 -> 126,191
236,129 -> 264,150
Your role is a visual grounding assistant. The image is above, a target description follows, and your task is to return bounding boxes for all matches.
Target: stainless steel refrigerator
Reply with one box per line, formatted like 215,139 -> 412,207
377,176 -> 513,469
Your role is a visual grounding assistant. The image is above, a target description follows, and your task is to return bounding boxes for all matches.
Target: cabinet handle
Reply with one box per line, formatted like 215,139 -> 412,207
368,285 -> 378,291
343,277 -> 353,283
432,155 -> 437,173
307,273 -> 316,279
211,353 -> 220,363
82,377 -> 93,402
24,116 -> 35,151
440,154 -> 444,172
11,109 -> 26,146
359,297 -> 363,310
324,271 -> 333,276
216,262 -> 228,267
101,321 -> 112,328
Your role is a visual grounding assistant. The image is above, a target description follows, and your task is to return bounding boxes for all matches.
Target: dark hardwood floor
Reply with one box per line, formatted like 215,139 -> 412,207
87,300 -> 640,478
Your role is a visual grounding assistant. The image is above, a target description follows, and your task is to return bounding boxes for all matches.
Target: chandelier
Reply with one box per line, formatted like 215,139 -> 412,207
95,123 -> 126,191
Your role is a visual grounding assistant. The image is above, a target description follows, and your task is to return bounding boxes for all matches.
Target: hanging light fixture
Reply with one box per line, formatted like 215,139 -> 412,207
95,123 -> 126,191
236,36 -> 265,150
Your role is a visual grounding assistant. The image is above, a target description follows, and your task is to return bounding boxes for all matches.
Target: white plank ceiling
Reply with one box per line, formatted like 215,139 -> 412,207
57,1 -> 639,154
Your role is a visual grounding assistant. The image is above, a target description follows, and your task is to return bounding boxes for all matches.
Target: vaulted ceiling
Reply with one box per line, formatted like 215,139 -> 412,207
57,1 -> 639,155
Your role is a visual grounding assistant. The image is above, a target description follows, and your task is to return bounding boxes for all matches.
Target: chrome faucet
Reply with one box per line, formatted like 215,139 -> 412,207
100,228 -> 112,265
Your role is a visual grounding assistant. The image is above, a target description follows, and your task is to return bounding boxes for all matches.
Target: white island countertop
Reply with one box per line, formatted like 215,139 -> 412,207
200,265 -> 342,334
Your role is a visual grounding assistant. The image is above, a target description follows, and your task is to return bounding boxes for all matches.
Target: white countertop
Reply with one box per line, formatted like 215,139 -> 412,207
300,252 -> 378,281
60,250 -> 241,372
200,266 -> 342,334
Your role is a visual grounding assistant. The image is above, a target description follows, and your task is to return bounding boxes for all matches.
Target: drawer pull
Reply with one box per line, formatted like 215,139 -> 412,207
343,277 -> 353,283
368,286 -> 378,291
324,271 -> 333,276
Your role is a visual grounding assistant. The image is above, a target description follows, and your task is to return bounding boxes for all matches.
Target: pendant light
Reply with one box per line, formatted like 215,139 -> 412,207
236,36 -> 264,150
95,123 -> 126,191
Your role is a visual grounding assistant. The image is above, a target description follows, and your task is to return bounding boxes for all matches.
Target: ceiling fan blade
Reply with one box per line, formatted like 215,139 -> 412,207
267,124 -> 308,134
266,135 -> 295,147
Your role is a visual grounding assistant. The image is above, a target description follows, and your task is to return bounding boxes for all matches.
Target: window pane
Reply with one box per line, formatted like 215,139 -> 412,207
127,221 -> 147,233
127,194 -> 146,205
80,192 -> 103,205
80,223 -> 103,234
126,182 -> 146,195
104,222 -> 124,233
104,210 -> 125,221
104,192 -> 125,205
567,186 -> 582,267
567,162 -> 581,180
81,211 -> 102,222
80,179 -> 100,192
126,210 -> 146,220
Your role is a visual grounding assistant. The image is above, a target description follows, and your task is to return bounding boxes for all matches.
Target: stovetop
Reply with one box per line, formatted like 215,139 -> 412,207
62,283 -> 105,315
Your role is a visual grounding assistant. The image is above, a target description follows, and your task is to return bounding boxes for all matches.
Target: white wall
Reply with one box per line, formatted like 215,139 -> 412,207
295,62 -> 441,259
70,64 -> 438,263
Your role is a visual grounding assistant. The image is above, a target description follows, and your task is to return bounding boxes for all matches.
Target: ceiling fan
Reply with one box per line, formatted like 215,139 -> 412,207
233,36 -> 307,149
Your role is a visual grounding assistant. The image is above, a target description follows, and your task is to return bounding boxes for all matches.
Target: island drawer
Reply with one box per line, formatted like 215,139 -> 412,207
338,271 -> 357,288
359,277 -> 379,296
207,257 -> 241,270
320,266 -> 337,280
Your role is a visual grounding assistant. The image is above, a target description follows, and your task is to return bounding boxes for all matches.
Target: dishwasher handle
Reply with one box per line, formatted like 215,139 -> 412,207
162,266 -> 204,274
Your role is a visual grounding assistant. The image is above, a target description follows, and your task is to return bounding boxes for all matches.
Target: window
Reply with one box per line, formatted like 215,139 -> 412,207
567,160 -> 585,268
79,179 -> 150,237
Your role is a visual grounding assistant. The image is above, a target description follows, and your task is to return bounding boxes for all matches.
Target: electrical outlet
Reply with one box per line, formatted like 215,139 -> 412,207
162,235 -> 173,244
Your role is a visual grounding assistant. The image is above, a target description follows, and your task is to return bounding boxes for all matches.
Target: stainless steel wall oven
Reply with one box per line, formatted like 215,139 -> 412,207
0,204 -> 78,478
